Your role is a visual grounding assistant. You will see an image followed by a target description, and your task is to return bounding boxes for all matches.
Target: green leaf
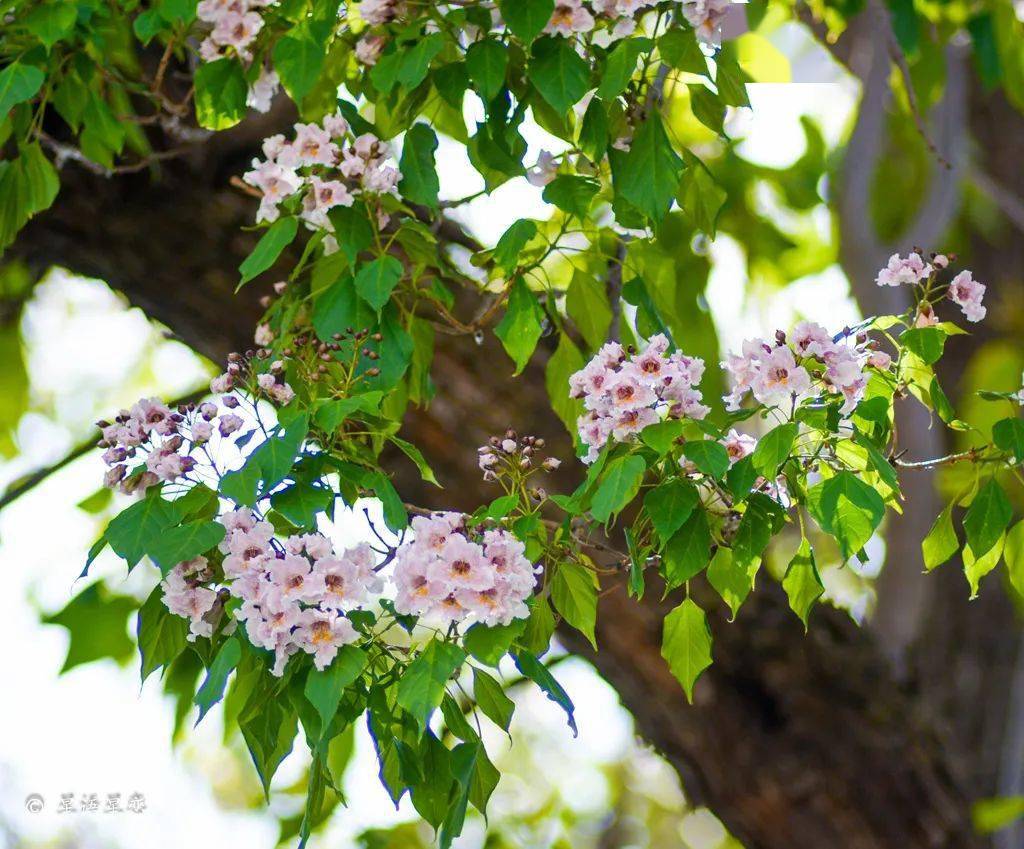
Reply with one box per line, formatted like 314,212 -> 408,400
136,585 -> 188,681
714,50 -> 752,107
106,494 -> 182,569
463,620 -> 525,666
273,30 -> 326,101
662,508 -> 711,588
644,478 -> 699,545
590,454 -> 646,522
397,34 -> 445,90
194,58 -> 247,130
354,255 -> 403,312
304,644 -> 367,736
564,269 -> 612,350
527,37 -> 590,113
682,440 -> 730,480
472,667 -> 515,732
493,219 -> 537,273
389,436 -> 441,486
494,277 -> 544,375
579,95 -> 609,161
965,534 -> 1005,598
0,142 -> 60,253
688,84 -> 725,135
677,152 -> 727,237
782,539 -> 823,629
23,3 -> 78,49
398,124 -> 440,209
597,37 -> 652,99
706,546 -> 756,620
640,419 -> 686,455
327,202 -> 373,265
963,478 -> 1012,559
550,560 -> 599,648
922,503 -> 959,571
731,493 -> 782,574
499,0 -> 554,44
466,39 -> 508,101
658,30 -> 708,75
994,417 -> 1024,464
44,583 -> 136,673
973,795 -> 1024,836
752,423 -> 797,476
512,651 -> 576,735
365,469 -> 407,532
900,326 -> 947,366
0,62 -> 44,118
543,175 -> 600,220
441,693 -> 478,742
270,482 -> 333,529
194,637 -> 242,724
545,333 -> 585,437
1004,520 -> 1024,598
613,113 -> 683,222
239,217 -> 298,285
147,520 -> 227,575
397,639 -> 466,730
807,471 -> 885,563
240,689 -> 298,797
661,597 -> 712,702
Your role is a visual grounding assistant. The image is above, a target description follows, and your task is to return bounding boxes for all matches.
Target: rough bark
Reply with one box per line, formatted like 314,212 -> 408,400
8,20 -> 1006,846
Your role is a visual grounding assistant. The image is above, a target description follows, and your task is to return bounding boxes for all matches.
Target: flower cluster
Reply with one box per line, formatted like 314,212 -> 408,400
210,350 -> 296,407
875,252 -> 986,324
243,115 -> 401,234
570,334 -> 709,463
161,508 -> 382,674
393,513 -> 538,627
724,322 -> 894,415
478,431 -> 561,482
96,398 -> 233,493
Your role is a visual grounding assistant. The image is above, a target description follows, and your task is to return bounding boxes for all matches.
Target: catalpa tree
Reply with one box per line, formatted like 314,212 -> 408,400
3,0 -> 1024,846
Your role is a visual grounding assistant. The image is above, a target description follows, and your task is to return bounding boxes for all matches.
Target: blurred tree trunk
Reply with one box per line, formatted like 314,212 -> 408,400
16,10 -> 1024,844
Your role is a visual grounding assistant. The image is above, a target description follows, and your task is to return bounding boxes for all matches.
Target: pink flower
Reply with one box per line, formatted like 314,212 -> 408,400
242,160 -> 301,223
254,323 -> 274,346
282,123 -> 339,168
360,0 -> 400,24
295,609 -> 358,670
210,372 -> 234,394
721,429 -> 756,464
948,270 -> 986,322
246,67 -> 279,113
791,321 -> 835,358
527,151 -> 558,187
131,398 -> 175,436
301,176 -> 354,229
218,414 -> 244,437
867,350 -> 892,370
681,0 -> 734,44
875,252 -> 932,287
362,162 -> 402,193
546,0 -> 595,35
428,535 -> 495,591
269,554 -> 325,603
192,420 -> 213,443
210,10 -> 263,57
356,34 -> 386,66
322,112 -> 350,138
751,346 -> 812,407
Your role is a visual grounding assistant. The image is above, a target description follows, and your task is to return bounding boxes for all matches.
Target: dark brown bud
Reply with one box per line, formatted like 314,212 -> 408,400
366,367 -> 380,377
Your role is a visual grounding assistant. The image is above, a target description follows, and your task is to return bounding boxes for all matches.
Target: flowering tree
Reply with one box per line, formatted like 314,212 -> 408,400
4,0 -> 1024,846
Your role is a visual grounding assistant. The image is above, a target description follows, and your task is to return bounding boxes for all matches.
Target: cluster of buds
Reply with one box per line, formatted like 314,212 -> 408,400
477,431 -> 561,485
210,349 -> 295,406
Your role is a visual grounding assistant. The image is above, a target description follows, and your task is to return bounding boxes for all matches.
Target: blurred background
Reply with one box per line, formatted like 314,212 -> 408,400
3,4 -> 1024,847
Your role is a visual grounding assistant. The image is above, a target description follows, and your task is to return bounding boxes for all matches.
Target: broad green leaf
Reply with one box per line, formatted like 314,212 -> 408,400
270,482 -> 333,529
44,583 -> 136,673
389,435 -> 441,486
782,540 -> 823,629
399,124 -> 440,209
23,4 -> 78,49
613,113 -> 683,222
807,471 -> 885,563
1005,520 -> 1024,598
148,520 -> 226,574
993,417 -> 1024,463
106,494 -> 182,569
527,37 -> 590,113
194,58 -> 247,130
464,620 -> 525,667
354,255 -> 403,312
240,688 -> 298,796
965,534 -> 1005,598
661,597 -> 712,702
512,651 -> 577,735
494,277 -> 544,375
682,440 -> 730,480
195,637 -> 242,724
662,508 -> 711,588
466,39 -> 508,101
397,639 -> 466,730
273,29 -> 326,101
0,62 -> 44,118
900,326 -> 947,366
499,0 -> 553,43
472,667 -> 514,732
545,333 -> 585,436
751,422 -> 797,476
304,644 -> 367,735
659,29 -> 708,75
137,585 -> 188,681
550,560 -> 599,648
963,478 -> 1012,559
543,175 -> 600,220
564,269 -> 612,350
239,217 -> 298,285
590,454 -> 646,521
922,503 -> 959,571
0,143 -> 60,253
644,478 -> 699,545
677,152 -> 727,237
597,37 -> 652,99
327,203 -> 373,265
707,547 -> 757,619
579,95 -> 609,160
973,795 -> 1024,836
492,219 -> 537,273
